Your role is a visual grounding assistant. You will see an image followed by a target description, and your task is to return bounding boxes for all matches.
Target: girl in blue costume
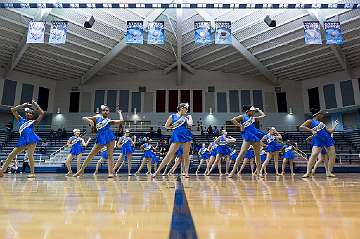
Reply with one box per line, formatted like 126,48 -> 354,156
281,141 -> 296,176
135,138 -> 157,175
0,100 -> 44,178
306,135 -> 330,176
237,145 -> 255,175
65,129 -> 91,176
114,129 -> 136,176
204,139 -> 219,175
196,143 -> 210,175
300,110 -> 339,178
74,105 -> 123,178
208,130 -> 236,175
153,103 -> 193,178
229,106 -> 266,177
94,147 -> 108,175
260,127 -> 283,176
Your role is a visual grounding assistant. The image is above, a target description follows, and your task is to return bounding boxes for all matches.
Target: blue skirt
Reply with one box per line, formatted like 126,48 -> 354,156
151,155 -> 159,164
70,145 -> 84,156
170,127 -> 192,143
101,151 -> 108,160
95,129 -> 115,146
267,143 -> 283,153
261,154 -> 267,162
241,128 -> 266,142
176,148 -> 184,158
200,152 -> 210,160
245,150 -> 254,159
122,145 -> 134,155
230,153 -> 238,161
17,132 -> 41,147
143,150 -> 153,159
312,134 -> 335,148
284,151 -> 295,160
217,145 -> 231,156
210,148 -> 218,157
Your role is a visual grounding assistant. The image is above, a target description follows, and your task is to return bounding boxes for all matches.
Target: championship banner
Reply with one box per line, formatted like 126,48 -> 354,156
303,21 -> 322,44
126,21 -> 144,44
324,22 -> 344,45
215,21 -> 232,44
194,21 -> 212,44
26,21 -> 45,43
49,21 -> 68,44
147,21 -> 165,45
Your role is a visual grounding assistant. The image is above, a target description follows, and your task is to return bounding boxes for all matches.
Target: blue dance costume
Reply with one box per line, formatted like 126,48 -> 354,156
240,114 -> 265,142
264,133 -> 283,152
198,147 -> 210,160
310,119 -> 335,148
170,113 -> 192,143
176,145 -> 184,158
244,148 -> 255,160
142,143 -> 158,163
209,142 -> 218,157
69,136 -> 84,156
216,135 -> 232,156
100,148 -> 108,160
95,116 -> 115,145
119,136 -> 134,155
17,117 -> 41,147
230,149 -> 238,161
260,150 -> 267,162
283,145 -> 295,160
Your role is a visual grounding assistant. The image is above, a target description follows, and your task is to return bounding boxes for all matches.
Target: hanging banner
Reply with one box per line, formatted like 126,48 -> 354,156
215,21 -> 232,44
26,21 -> 45,43
49,21 -> 68,44
125,21 -> 144,44
303,21 -> 322,44
324,22 -> 344,45
194,21 -> 212,44
147,21 -> 165,45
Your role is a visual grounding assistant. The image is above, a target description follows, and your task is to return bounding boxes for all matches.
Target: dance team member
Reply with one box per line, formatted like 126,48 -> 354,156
114,129 -> 135,176
237,145 -> 255,176
94,147 -> 108,175
74,105 -> 123,178
196,143 -> 210,175
260,127 -> 283,176
152,103 -> 193,178
0,100 -> 44,178
65,129 -> 91,176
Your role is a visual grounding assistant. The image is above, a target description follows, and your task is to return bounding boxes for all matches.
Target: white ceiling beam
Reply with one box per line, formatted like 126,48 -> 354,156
163,62 -> 177,74
208,58 -> 243,71
194,51 -> 238,69
4,8 -> 52,78
176,5 -> 183,85
81,9 -> 167,84
165,14 -> 178,57
186,45 -> 229,64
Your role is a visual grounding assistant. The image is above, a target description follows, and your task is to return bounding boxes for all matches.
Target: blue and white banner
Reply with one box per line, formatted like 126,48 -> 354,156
126,21 -> 144,44
26,21 -> 45,43
303,21 -> 322,44
49,21 -> 68,44
324,22 -> 344,45
147,21 -> 165,45
194,21 -> 211,44
215,21 -> 232,44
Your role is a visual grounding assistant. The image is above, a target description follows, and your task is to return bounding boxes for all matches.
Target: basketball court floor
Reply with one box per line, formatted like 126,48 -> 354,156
0,174 -> 359,239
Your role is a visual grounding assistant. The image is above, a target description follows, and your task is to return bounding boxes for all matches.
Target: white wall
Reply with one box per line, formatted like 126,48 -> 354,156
301,67 -> 360,113
0,70 -> 57,113
53,70 -> 305,114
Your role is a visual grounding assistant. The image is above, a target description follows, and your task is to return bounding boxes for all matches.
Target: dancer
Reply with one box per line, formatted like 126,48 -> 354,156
196,143 -> 210,175
281,141 -> 296,175
204,139 -> 218,175
74,105 -> 123,177
237,145 -> 255,175
65,129 -> 91,176
113,129 -> 135,176
300,110 -> 338,178
0,100 -> 44,178
229,106 -> 266,177
135,139 -> 156,175
94,147 -> 108,175
260,127 -> 283,176
152,103 -> 192,178
208,130 -> 236,175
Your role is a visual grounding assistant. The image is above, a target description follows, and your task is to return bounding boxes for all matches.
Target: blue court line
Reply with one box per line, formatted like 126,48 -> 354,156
169,176 -> 198,239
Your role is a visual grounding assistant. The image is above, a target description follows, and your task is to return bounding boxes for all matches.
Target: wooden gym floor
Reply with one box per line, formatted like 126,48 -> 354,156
0,174 -> 359,239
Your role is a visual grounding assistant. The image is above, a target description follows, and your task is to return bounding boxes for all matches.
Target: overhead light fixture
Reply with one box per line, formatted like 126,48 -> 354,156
288,107 -> 293,115
96,107 -> 99,114
209,107 -> 213,115
264,15 -> 276,27
84,16 -> 95,28
57,107 -> 61,114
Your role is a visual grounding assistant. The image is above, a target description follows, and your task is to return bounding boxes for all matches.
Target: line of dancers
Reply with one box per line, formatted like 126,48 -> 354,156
0,101 -> 339,178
